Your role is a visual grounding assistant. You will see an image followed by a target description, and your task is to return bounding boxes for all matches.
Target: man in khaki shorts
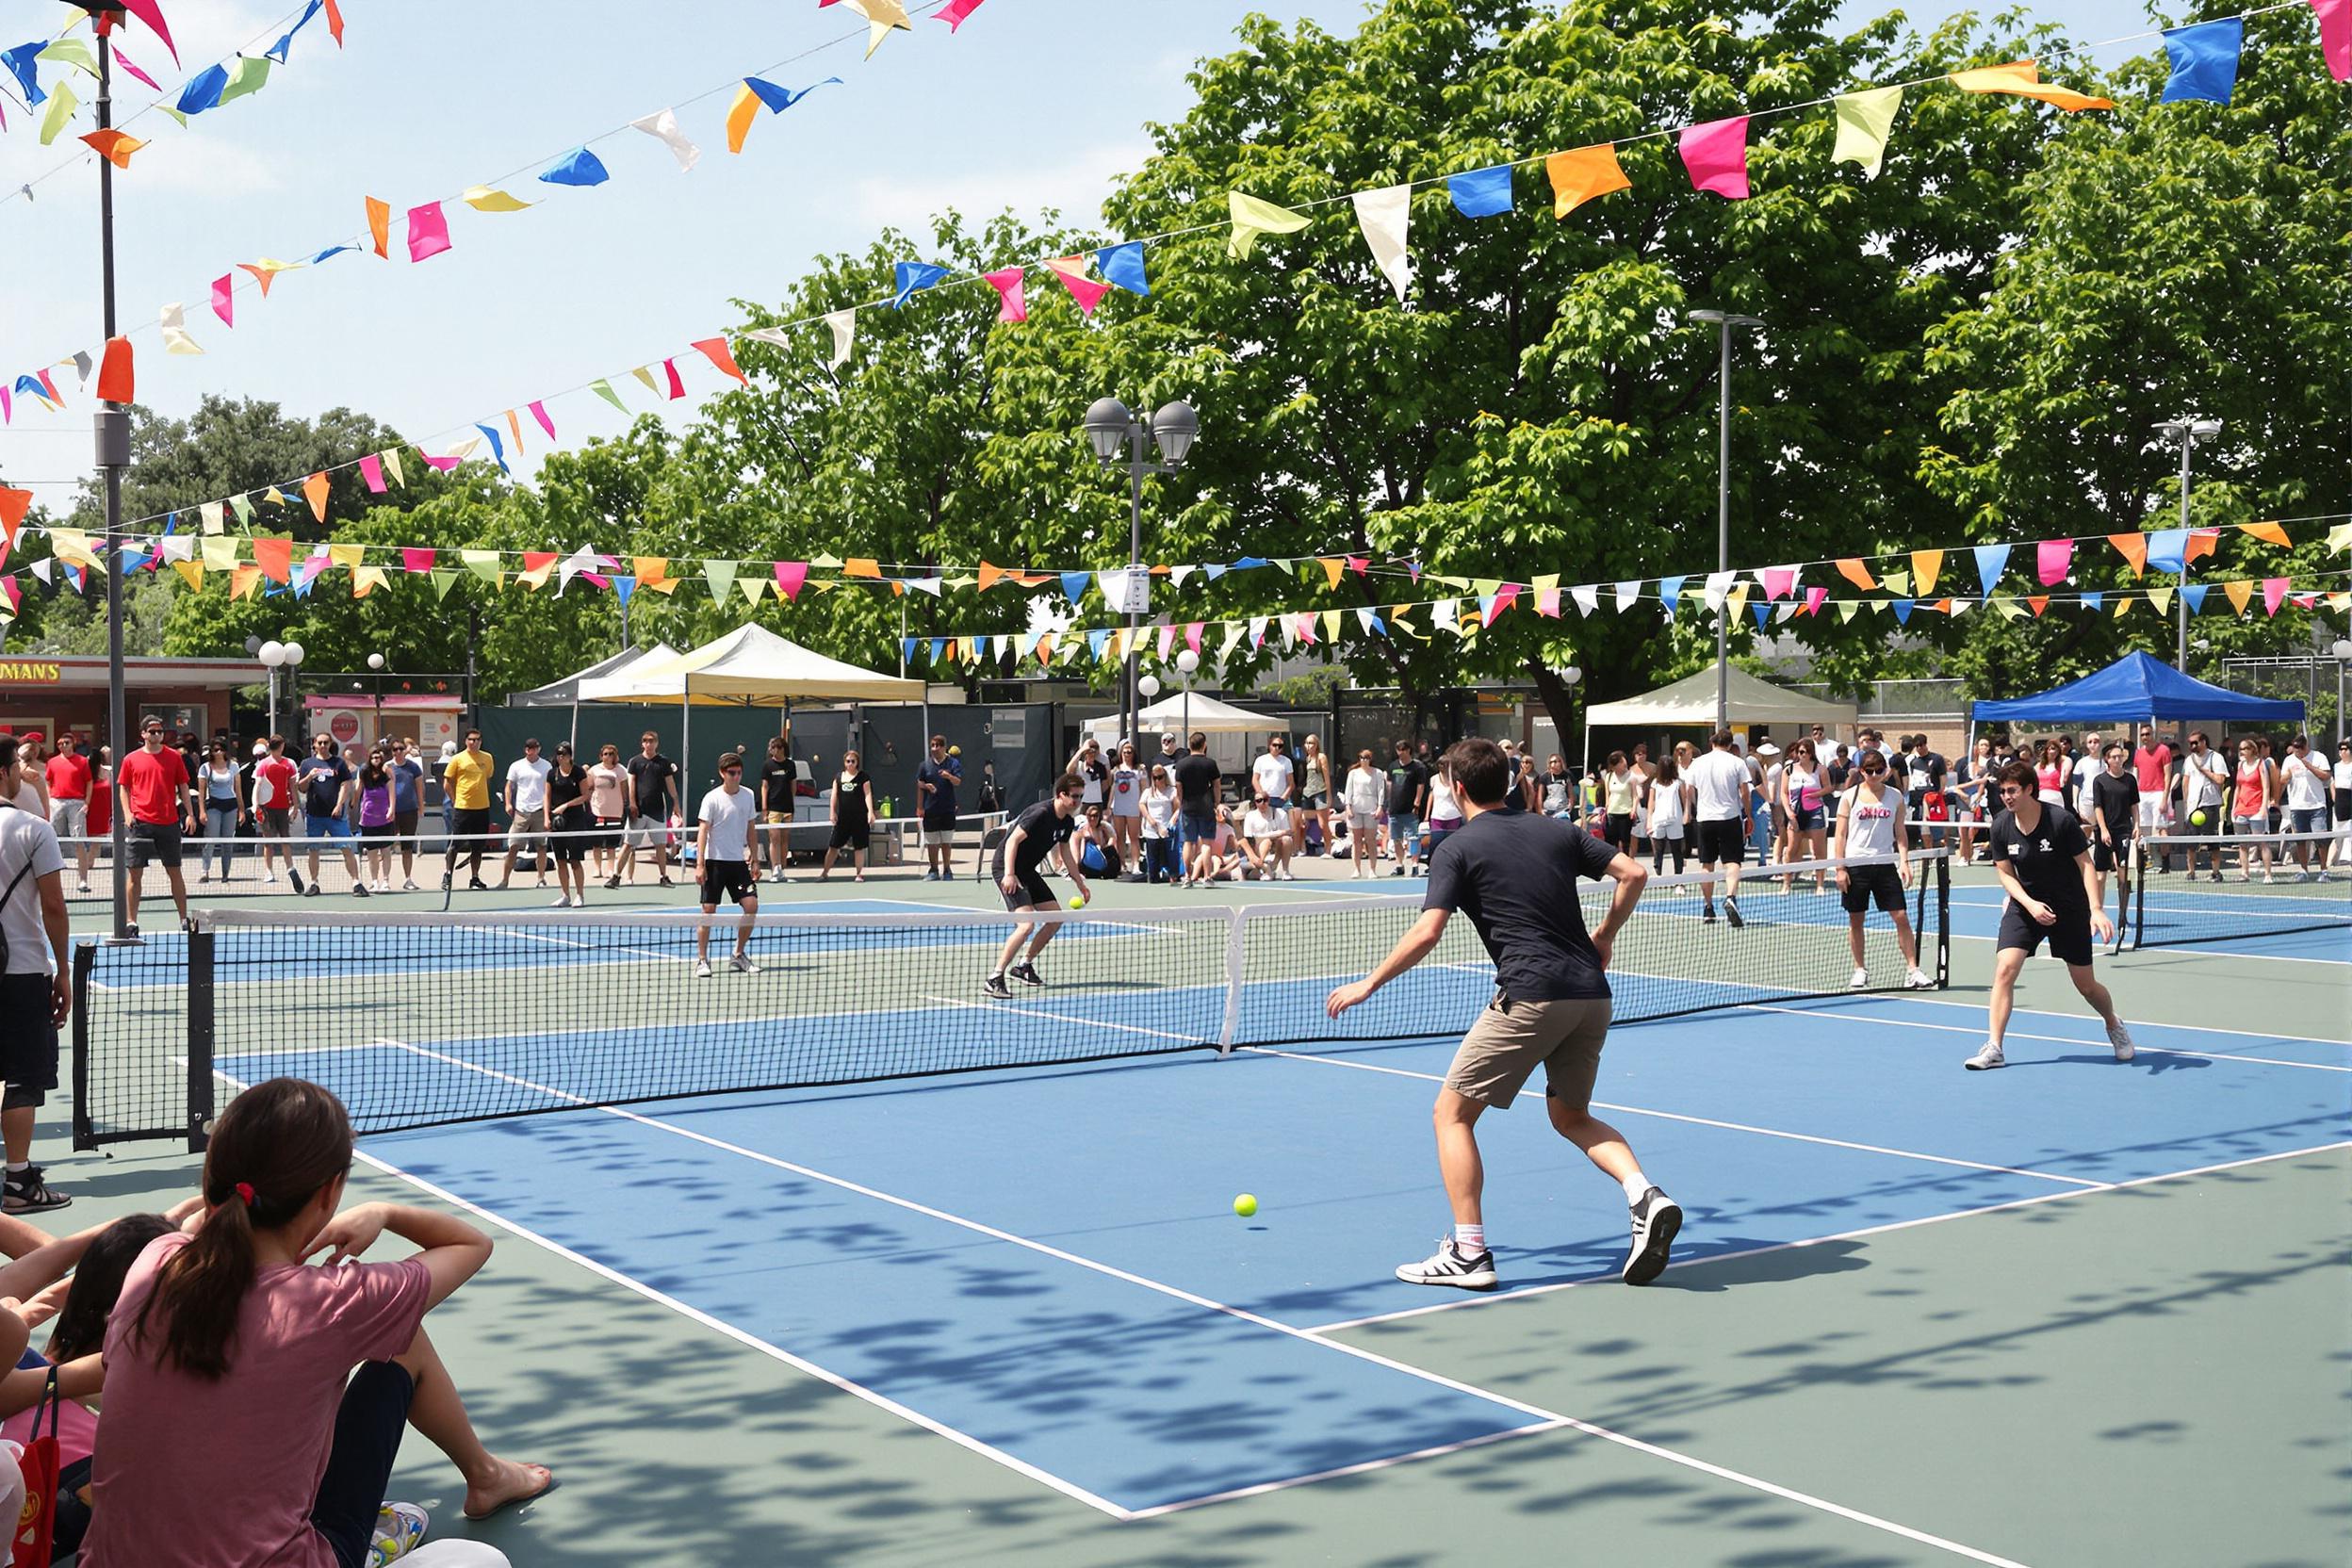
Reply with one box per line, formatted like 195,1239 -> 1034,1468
1328,736 -> 1681,1292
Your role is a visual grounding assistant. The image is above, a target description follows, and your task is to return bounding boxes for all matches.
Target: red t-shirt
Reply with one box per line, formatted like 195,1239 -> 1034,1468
43,750 -> 90,802
2132,744 -> 2171,793
115,746 -> 188,826
253,755 -> 298,811
83,1234 -> 433,1568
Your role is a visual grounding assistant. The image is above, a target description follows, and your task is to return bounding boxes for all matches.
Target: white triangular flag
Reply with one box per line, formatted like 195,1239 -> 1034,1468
200,501 -> 224,534
825,308 -> 856,370
629,108 -> 701,172
159,302 -> 204,355
1614,580 -> 1640,612
159,533 -> 196,564
1350,184 -> 1412,302
906,576 -> 943,596
30,559 -> 54,585
1703,570 -> 1735,611
1219,622 -> 1247,660
558,545 -> 599,593
1168,564 -> 1196,588
1570,583 -> 1599,617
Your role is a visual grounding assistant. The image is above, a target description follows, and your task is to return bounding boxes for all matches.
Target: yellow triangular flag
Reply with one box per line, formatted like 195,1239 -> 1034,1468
1832,88 -> 1903,180
461,186 -> 537,213
201,536 -> 237,572
172,560 -> 204,592
1228,191 -> 1312,258
328,542 -> 365,571
352,565 -> 388,598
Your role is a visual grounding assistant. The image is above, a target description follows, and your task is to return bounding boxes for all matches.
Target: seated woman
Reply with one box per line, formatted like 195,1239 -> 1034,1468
78,1078 -> 550,1568
1240,791 -> 1293,880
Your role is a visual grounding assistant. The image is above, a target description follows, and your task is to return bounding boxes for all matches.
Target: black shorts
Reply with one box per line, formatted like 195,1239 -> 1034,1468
450,808 -> 492,844
360,823 -> 395,841
257,806 -> 291,834
128,820 -> 183,870
551,828 -> 588,864
1840,861 -> 1904,915
394,808 -> 420,836
699,860 -> 755,906
829,821 -> 871,851
2091,836 -> 2132,874
2334,788 -> 2352,821
1605,812 -> 1634,843
922,810 -> 956,833
0,974 -> 59,1099
1998,903 -> 2096,967
999,867 -> 1054,910
1693,819 -> 1745,865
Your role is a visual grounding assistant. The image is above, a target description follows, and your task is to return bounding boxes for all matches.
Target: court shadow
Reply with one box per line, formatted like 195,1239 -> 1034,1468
1648,1239 -> 1871,1293
2007,1053 -> 2212,1074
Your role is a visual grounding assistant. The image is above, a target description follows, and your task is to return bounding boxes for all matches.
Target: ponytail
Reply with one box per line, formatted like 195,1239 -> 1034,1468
133,1078 -> 353,1380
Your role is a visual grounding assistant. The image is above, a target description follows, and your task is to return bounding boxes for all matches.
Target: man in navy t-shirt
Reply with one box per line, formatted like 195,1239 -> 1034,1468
915,735 -> 962,882
1328,738 -> 1680,1294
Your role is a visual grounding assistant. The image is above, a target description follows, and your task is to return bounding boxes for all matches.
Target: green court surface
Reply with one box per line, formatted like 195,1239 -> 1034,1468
44,858 -> 2351,1566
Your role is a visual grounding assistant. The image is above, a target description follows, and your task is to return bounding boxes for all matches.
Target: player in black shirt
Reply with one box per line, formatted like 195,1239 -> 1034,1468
621,731 -> 680,887
1328,738 -> 1678,1293
2086,743 -> 2140,954
1967,760 -> 2135,1071
983,773 -> 1091,999
758,735 -> 796,884
1171,734 -> 1222,888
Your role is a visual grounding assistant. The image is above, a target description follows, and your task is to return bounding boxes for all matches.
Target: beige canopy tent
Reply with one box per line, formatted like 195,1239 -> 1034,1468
1079,691 -> 1271,743
1583,665 -> 1858,731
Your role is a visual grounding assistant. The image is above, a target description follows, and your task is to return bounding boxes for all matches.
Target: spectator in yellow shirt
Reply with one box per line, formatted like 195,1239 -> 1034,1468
440,728 -> 497,892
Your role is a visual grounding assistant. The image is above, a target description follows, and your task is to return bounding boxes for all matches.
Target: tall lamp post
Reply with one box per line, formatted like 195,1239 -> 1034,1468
254,639 -> 304,739
2155,416 -> 2223,673
1176,646 -> 1200,742
1689,310 -> 1764,732
80,1 -> 132,938
1083,397 -> 1199,755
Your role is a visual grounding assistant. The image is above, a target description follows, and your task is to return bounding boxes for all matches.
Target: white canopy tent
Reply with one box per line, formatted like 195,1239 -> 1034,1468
1080,691 -> 1273,743
511,643 -> 680,750
1583,666 -> 1858,731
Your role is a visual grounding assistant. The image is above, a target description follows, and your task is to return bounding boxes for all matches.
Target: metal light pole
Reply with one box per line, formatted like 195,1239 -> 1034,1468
2334,638 -> 2352,748
1690,310 -> 1764,732
1176,646 -> 1200,743
88,4 -> 132,937
2156,416 -> 2223,672
1084,398 -> 1198,753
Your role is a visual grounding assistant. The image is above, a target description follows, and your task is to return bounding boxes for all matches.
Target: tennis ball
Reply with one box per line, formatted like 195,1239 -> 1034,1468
1068,892 -> 1087,909
1233,1193 -> 1258,1217
950,745 -> 961,756
2190,808 -> 2210,828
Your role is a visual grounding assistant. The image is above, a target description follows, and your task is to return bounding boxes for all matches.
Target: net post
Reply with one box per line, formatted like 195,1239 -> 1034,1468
1218,906 -> 1247,1052
69,941 -> 95,1152
185,929 -> 215,1153
2129,838 -> 2145,951
1934,850 -> 1950,987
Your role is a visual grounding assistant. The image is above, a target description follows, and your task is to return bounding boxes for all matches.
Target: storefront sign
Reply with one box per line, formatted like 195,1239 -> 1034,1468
0,660 -> 62,683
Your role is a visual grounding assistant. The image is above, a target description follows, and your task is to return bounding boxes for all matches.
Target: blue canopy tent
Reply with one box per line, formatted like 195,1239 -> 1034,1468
1970,651 -> 2305,725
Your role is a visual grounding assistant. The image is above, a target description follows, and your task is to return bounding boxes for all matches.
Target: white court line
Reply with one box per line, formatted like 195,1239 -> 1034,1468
1737,1003 -> 2352,1075
358,1037 -> 2039,1564
919,994 -> 1204,1048
1122,1417 -> 1576,1520
1237,1047 -> 2102,1187
1308,1138 -> 2352,1334
1883,992 -> 2352,1050
458,922 -> 681,965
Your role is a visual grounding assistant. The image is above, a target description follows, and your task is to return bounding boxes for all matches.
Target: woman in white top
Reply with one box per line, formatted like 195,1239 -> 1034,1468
1240,791 -> 1293,880
196,742 -> 246,883
1781,739 -> 1828,891
1296,734 -> 1332,863
1424,765 -> 1462,860
1139,763 -> 1177,884
1341,748 -> 1385,878
1831,749 -> 1932,990
2329,737 -> 2352,869
1647,754 -> 1690,875
1107,740 -> 1144,874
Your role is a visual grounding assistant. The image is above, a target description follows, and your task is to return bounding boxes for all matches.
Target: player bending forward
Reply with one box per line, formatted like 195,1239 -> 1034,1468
1328,738 -> 1680,1292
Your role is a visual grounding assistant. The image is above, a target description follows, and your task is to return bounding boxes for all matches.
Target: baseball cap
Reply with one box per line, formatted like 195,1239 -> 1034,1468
1756,743 -> 1781,756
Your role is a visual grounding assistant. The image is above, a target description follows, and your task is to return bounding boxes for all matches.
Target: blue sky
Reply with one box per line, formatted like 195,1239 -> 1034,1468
0,0 -> 2156,514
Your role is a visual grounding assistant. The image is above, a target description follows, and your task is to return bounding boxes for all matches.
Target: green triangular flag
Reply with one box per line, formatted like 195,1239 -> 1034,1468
460,549 -> 502,586
228,495 -> 255,525
591,379 -> 626,414
37,40 -> 98,75
703,559 -> 738,602
1837,600 -> 1861,623
217,56 -> 271,106
431,569 -> 461,600
39,83 -> 79,147
1228,190 -> 1313,258
155,106 -> 188,128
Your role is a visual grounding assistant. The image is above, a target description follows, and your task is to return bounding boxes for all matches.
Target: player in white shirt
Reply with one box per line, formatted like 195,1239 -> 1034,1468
0,734 -> 72,1212
694,752 -> 761,978
1684,730 -> 1755,926
2278,734 -> 2331,880
498,739 -> 556,890
2330,737 -> 2352,870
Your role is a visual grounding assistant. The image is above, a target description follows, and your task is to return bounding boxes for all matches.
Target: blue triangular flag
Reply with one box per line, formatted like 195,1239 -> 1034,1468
1202,564 -> 1227,580
2162,17 -> 2242,105
11,375 -> 43,400
1446,164 -> 1513,218
902,638 -> 917,665
539,146 -> 611,188
2146,528 -> 2189,576
1658,575 -> 1685,611
745,74 -> 841,113
1892,598 -> 1915,625
1232,556 -> 1269,570
309,244 -> 358,265
1751,601 -> 1772,629
2180,583 -> 2207,613
1097,240 -> 1150,296
1972,543 -> 2011,591
63,564 -> 83,593
928,639 -> 945,663
265,0 -> 323,63
612,575 -> 637,604
1364,612 -> 1386,635
475,423 -> 509,476
177,62 -> 230,116
1060,570 -> 1090,604
1,42 -> 45,106
892,261 -> 952,307
2080,592 -> 2103,612
1086,629 -> 1111,659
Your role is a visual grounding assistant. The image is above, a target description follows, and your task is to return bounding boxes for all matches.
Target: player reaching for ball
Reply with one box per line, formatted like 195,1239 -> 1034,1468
983,773 -> 1090,1000
1327,738 -> 1680,1292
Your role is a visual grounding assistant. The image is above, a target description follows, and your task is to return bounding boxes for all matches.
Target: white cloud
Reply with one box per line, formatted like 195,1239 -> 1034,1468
844,139 -> 1151,236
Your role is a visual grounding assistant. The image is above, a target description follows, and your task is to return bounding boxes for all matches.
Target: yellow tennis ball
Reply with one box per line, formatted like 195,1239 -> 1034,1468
949,745 -> 961,756
1068,892 -> 1087,909
1233,1193 -> 1258,1217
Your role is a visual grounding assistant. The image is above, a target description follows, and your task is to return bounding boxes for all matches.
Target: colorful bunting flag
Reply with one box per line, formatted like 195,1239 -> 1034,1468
2262,577 -> 2288,615
2107,532 -> 2148,575
841,0 -> 913,58
692,337 -> 746,384
825,308 -> 857,369
2036,538 -> 2073,585
630,107 -> 701,172
461,186 -> 535,213
2315,0 -> 2351,81
302,472 -> 329,522
1350,185 -> 1412,301
1544,144 -> 1631,220
1446,164 -> 1512,217
217,56 -> 270,106
2163,17 -> 2244,103
1679,116 -> 1751,199
1045,256 -> 1111,316
408,202 -> 451,262
540,146 -> 610,187
1228,191 -> 1312,257
982,267 -> 1027,321
2145,528 -> 2188,575
79,128 -> 146,169
1971,543 -> 2010,591
158,303 -> 203,355
96,336 -> 133,403
1097,240 -> 1150,296
1952,60 -> 2113,113
1831,87 -> 1903,179
892,261 -> 952,306
237,257 -> 304,296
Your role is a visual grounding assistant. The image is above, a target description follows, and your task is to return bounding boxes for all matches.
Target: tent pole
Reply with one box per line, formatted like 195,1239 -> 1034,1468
681,679 -> 691,824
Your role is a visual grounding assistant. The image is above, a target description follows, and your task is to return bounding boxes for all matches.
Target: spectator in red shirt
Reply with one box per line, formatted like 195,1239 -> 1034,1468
43,732 -> 96,893
251,735 -> 301,886
116,718 -> 195,936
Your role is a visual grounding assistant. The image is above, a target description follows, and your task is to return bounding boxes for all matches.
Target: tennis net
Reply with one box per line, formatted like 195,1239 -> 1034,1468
2131,832 -> 2349,950
73,851 -> 1947,1147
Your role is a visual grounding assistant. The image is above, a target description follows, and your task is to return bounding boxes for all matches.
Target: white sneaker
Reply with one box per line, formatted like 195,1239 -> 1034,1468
728,953 -> 759,973
402,878 -> 419,891
369,1500 -> 430,1563
1394,1239 -> 1497,1291
1964,1040 -> 2005,1071
569,894 -> 585,908
550,894 -> 570,907
2105,1019 -> 2136,1063
694,958 -> 712,978
1848,966 -> 1869,990
1903,967 -> 1933,989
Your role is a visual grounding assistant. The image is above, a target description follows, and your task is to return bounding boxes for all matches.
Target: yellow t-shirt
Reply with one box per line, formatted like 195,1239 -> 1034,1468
444,749 -> 495,811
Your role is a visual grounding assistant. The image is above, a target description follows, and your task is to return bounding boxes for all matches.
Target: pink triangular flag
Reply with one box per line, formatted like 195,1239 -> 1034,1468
401,547 -> 435,573
1761,565 -> 1795,600
121,0 -> 179,64
1045,257 -> 1112,317
1535,587 -> 1561,618
2036,538 -> 2074,586
662,358 -> 685,400
528,400 -> 556,441
210,274 -> 234,328
407,202 -> 451,263
1678,116 -> 1751,200
1184,621 -> 1204,654
774,561 -> 808,600
982,267 -> 1027,322
2314,0 -> 2351,80
2262,577 -> 2289,615
938,0 -> 988,28
112,43 -> 163,91
1804,585 -> 1828,615
358,454 -> 385,493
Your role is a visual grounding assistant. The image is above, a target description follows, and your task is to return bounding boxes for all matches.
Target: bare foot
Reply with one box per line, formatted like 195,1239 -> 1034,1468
463,1459 -> 555,1521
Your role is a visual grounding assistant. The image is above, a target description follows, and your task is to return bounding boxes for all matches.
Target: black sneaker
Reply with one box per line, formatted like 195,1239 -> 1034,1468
468,878 -> 489,891
3,1165 -> 70,1215
604,874 -> 621,890
287,868 -> 306,895
1009,961 -> 1044,988
1622,1187 -> 1681,1284
981,973 -> 1012,1000
1702,904 -> 1716,924
302,882 -> 321,898
1395,1238 -> 1497,1290
1723,897 -> 1744,930
351,884 -> 369,898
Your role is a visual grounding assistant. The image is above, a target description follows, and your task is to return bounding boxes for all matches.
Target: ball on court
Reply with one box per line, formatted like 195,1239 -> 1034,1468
1068,893 -> 1087,909
1233,1193 -> 1258,1217
949,745 -> 961,756
2189,808 -> 2210,828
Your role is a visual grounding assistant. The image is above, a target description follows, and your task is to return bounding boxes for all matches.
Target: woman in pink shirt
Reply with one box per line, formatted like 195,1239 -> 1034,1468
82,1078 -> 550,1568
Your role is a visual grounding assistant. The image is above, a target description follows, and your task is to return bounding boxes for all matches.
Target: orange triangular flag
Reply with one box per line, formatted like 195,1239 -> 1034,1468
843,558 -> 882,579
0,487 -> 30,547
2185,529 -> 2220,564
79,129 -> 147,169
2106,532 -> 2148,576
631,556 -> 668,583
2237,520 -> 2290,547
2223,580 -> 2253,613
252,536 -> 295,582
96,336 -> 134,403
2026,595 -> 2049,616
367,196 -> 390,259
977,562 -> 1005,592
1951,60 -> 2113,112
1544,144 -> 1631,219
1834,557 -> 1877,593
1934,597 -> 1954,614
692,337 -> 748,384
1318,557 -> 1344,590
302,472 -> 330,523
1911,549 -> 1944,594
725,84 -> 760,155
238,264 -> 280,299
504,408 -> 525,455
232,564 -> 264,600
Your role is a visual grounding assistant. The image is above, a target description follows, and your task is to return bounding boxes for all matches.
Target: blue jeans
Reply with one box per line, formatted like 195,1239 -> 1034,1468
204,801 -> 239,874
